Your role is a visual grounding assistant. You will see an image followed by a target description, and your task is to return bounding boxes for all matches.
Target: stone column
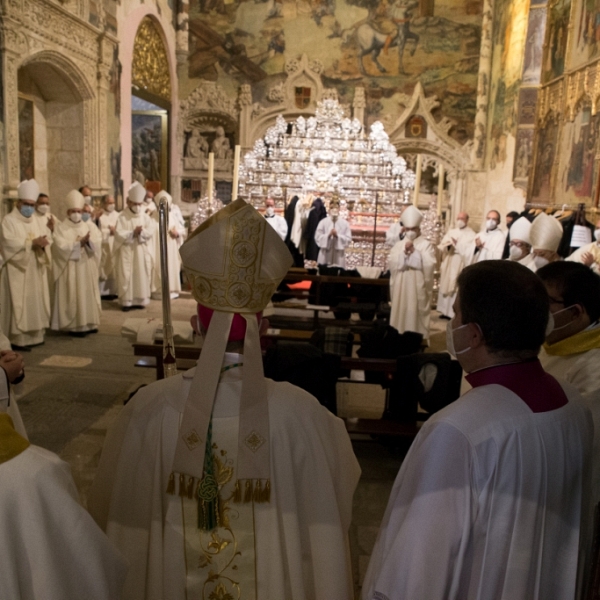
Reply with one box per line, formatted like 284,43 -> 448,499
238,84 -> 253,150
353,87 -> 366,127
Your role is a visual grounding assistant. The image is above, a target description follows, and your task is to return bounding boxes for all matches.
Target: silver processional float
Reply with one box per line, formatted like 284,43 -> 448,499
158,198 -> 178,378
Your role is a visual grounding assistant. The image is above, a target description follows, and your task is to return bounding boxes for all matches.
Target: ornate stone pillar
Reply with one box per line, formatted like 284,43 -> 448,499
176,0 -> 190,66
238,84 -> 253,149
353,87 -> 366,126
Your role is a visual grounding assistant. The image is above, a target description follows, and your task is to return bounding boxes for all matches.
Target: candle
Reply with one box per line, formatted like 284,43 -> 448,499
207,152 -> 214,200
437,163 -> 444,216
232,145 -> 240,201
413,154 -> 422,206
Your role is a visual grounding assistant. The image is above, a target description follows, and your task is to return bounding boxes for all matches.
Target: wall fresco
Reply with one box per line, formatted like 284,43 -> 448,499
187,0 -> 483,143
530,115 -> 560,204
567,0 -> 600,70
542,0 -> 571,83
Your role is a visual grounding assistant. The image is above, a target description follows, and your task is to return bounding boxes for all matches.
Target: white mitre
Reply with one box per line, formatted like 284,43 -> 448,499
65,190 -> 85,211
530,212 -> 563,252
128,182 -> 146,204
401,204 -> 423,228
17,179 -> 40,201
172,199 -> 292,504
510,216 -> 532,245
155,190 -> 172,207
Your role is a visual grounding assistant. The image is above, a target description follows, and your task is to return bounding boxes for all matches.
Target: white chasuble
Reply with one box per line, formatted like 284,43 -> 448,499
151,204 -> 186,298
99,210 -> 120,296
314,217 -> 352,268
388,235 -> 437,340
473,228 -> 506,263
0,207 -> 50,346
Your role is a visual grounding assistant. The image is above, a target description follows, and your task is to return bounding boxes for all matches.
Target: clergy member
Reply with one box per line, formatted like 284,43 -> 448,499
114,182 -> 156,311
473,209 -> 506,262
89,199 -> 361,600
506,216 -> 536,270
437,211 -> 475,319
151,190 -> 186,299
0,322 -> 26,438
567,217 -> 600,273
385,201 -> 411,248
388,205 -> 436,340
314,199 -> 352,268
363,260 -> 592,600
264,197 -> 288,240
51,190 -> 102,336
33,193 -> 59,302
0,413 -> 127,599
529,211 -> 564,270
0,179 -> 51,348
98,195 -> 120,298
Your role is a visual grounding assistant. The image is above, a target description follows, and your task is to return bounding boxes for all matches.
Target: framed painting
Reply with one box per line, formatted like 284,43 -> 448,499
18,95 -> 35,181
529,115 -> 560,204
131,110 -> 168,191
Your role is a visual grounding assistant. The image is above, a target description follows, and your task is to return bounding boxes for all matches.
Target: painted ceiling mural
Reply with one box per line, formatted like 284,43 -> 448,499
187,0 -> 483,143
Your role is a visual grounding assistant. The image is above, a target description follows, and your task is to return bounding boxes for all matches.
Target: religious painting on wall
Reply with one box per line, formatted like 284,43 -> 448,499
566,0 -> 600,69
18,95 -> 34,182
517,88 -> 538,125
530,115 -> 560,204
542,0 -> 571,83
186,0 -> 482,144
513,128 -> 534,183
131,110 -> 168,191
522,7 -> 547,84
555,104 -> 600,204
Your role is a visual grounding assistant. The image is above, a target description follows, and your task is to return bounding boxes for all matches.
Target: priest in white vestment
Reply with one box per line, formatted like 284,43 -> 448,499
151,191 -> 186,299
264,197 -> 288,240
114,182 -> 156,310
388,205 -> 436,340
530,211 -> 564,270
89,199 -> 361,600
51,190 -> 102,335
364,260 -> 593,600
0,412 -> 127,599
0,179 -> 51,348
0,325 -> 26,438
473,209 -> 506,262
314,201 -> 352,268
98,195 -> 120,298
506,216 -> 536,271
33,193 -> 58,310
567,217 -> 600,274
437,212 -> 476,318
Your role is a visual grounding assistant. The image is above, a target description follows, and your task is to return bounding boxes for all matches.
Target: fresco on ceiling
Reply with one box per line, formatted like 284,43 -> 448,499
486,0 -> 529,169
567,0 -> 600,70
530,115 -> 560,204
542,0 -> 571,83
187,0 -> 483,143
556,104 -> 600,205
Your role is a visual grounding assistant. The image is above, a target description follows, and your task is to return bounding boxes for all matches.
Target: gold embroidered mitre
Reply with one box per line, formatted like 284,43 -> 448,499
180,198 -> 292,313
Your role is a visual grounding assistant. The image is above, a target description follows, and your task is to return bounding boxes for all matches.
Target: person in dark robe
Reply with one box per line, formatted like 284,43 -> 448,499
304,197 -> 327,262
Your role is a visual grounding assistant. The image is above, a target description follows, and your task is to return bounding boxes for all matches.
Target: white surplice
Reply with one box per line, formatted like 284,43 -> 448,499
515,251 -> 537,271
98,210 -> 120,296
89,355 -> 361,600
388,235 -> 437,340
314,216 -> 352,268
0,443 -> 127,600
567,241 -> 600,274
32,210 -> 58,297
473,228 -> 506,263
265,214 -> 288,240
114,207 -> 156,307
151,204 -> 186,298
437,226 -> 476,317
0,207 -> 50,346
51,218 -> 102,332
362,383 -> 592,600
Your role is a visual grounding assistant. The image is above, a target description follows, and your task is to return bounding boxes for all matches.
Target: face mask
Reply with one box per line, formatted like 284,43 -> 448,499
82,212 -> 91,222
36,205 -> 49,215
509,245 -> 524,261
84,195 -> 92,205
106,205 -> 115,213
405,230 -> 417,241
548,305 -> 578,333
486,219 -> 498,231
534,255 -> 549,269
130,205 -> 141,214
456,219 -> 466,229
20,205 -> 35,218
69,213 -> 82,224
265,206 -> 274,217
595,229 -> 600,242
446,322 -> 472,357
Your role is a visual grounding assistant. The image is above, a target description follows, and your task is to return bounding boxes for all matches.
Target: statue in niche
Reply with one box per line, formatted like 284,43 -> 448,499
211,126 -> 233,160
186,129 -> 209,159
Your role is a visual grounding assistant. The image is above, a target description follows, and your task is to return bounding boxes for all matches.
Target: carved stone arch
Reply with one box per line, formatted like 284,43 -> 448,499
568,92 -> 593,121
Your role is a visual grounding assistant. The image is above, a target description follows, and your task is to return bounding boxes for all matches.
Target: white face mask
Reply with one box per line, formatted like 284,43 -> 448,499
106,204 -> 115,213
509,245 -> 525,261
130,204 -> 141,214
595,229 -> 600,242
456,219 -> 466,229
84,195 -> 92,205
36,205 -> 49,215
69,213 -> 82,224
533,255 -> 550,270
486,218 -> 498,231
446,322 -> 472,357
82,212 -> 91,222
265,206 -> 274,217
548,305 -> 578,334
404,230 -> 417,241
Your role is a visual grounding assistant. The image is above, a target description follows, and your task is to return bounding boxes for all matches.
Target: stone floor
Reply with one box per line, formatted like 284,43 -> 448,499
14,294 -> 450,598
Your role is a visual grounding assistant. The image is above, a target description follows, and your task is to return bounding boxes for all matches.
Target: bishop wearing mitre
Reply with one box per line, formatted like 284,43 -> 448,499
0,179 -> 51,348
114,182 -> 157,310
89,199 -> 361,600
388,205 -> 437,341
51,190 -> 102,335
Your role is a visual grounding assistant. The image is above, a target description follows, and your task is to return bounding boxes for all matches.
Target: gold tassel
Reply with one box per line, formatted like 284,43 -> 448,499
244,479 -> 253,503
187,476 -> 195,499
166,472 -> 176,495
262,479 -> 271,503
253,479 -> 262,502
178,473 -> 187,498
233,480 -> 241,503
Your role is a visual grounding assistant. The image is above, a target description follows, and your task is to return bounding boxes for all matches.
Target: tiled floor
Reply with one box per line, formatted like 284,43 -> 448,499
15,294 -> 450,598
